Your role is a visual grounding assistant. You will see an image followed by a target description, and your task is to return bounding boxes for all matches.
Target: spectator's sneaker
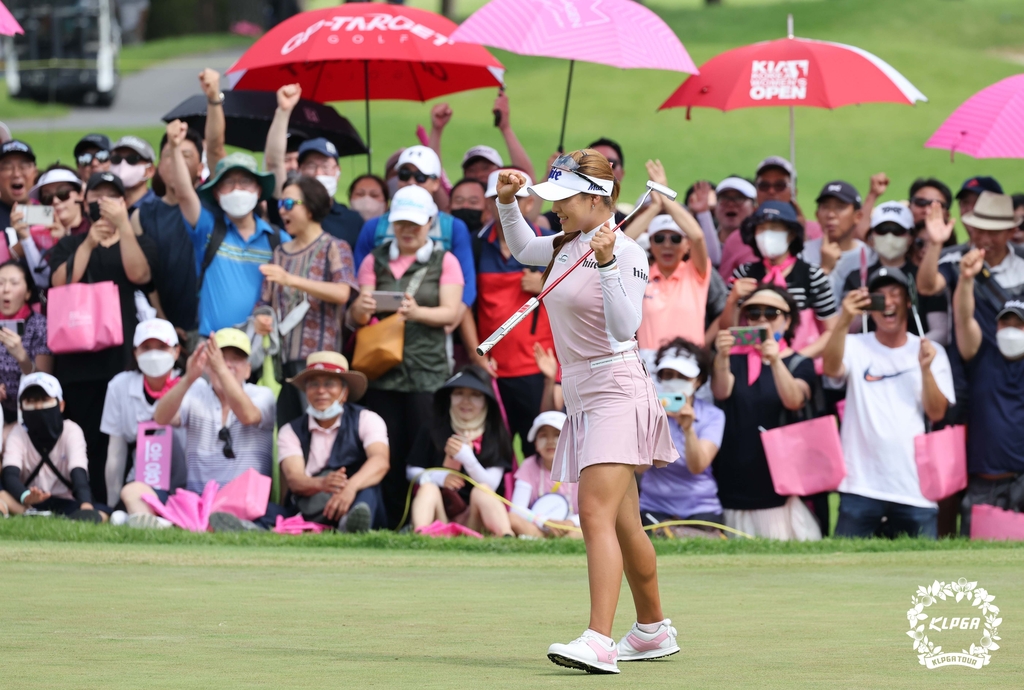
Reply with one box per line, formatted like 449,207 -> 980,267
209,512 -> 245,533
127,513 -> 172,530
547,630 -> 620,674
339,502 -> 372,533
617,619 -> 680,662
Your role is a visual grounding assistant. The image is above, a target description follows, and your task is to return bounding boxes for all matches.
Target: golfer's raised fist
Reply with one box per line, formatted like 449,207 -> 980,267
496,170 -> 527,204
277,84 -> 301,112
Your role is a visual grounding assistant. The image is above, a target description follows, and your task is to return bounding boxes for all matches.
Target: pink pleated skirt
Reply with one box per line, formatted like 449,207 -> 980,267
553,350 -> 679,483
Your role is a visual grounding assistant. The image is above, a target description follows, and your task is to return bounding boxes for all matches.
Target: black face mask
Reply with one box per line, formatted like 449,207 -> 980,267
23,405 -> 64,455
451,208 -> 484,232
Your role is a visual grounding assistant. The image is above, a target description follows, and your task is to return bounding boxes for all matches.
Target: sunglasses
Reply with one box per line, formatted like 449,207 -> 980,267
911,197 -> 949,210
742,306 -> 788,321
218,427 -> 235,459
40,187 -> 76,205
551,153 -> 607,188
110,152 -> 146,166
398,168 -> 435,184
77,150 -> 110,166
873,225 -> 909,237
651,233 -> 683,245
756,180 -> 789,193
277,198 -> 305,212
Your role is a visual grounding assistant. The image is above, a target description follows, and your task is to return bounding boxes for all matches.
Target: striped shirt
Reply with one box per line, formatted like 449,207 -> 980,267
177,378 -> 275,493
733,259 -> 837,318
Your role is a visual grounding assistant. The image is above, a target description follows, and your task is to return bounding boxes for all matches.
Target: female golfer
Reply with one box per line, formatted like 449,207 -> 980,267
496,151 -> 679,674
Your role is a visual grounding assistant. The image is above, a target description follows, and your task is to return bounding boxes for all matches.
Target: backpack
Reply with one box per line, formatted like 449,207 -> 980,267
197,212 -> 282,292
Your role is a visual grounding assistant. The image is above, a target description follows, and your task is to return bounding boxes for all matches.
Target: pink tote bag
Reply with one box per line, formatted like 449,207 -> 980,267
970,504 -> 1024,541
47,280 -> 123,354
914,425 -> 967,502
211,468 -> 271,521
761,415 -> 846,496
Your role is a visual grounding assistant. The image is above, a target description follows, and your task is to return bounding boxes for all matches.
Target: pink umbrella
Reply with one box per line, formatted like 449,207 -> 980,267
0,1 -> 23,36
925,74 -> 1024,160
451,0 -> 697,151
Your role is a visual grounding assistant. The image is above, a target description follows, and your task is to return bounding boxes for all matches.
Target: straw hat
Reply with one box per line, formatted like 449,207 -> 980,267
287,351 -> 368,401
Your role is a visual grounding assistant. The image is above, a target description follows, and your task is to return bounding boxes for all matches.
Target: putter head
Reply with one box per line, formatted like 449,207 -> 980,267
646,180 -> 678,201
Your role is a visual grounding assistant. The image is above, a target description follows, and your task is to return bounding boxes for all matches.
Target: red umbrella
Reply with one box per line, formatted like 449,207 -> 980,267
660,16 -> 926,166
225,5 -> 504,169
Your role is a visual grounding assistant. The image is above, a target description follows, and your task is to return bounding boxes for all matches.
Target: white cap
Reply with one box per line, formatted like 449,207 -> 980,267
463,145 -> 503,169
656,347 -> 701,379
29,168 -> 83,201
396,145 -> 441,178
485,169 -> 533,199
870,200 -> 915,231
133,318 -> 179,348
715,177 -> 756,200
527,410 -> 567,443
648,214 -> 683,236
389,185 -> 438,226
19,372 -> 63,402
528,167 -> 614,202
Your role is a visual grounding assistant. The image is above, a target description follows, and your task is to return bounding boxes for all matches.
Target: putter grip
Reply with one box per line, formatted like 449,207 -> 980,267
477,298 -> 540,356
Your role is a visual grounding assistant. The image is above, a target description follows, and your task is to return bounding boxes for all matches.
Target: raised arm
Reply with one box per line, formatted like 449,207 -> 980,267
824,289 -> 868,379
199,69 -> 226,173
265,84 -> 301,197
428,103 -> 452,161
710,329 -> 736,401
495,171 -> 557,266
164,120 -> 202,227
954,248 -> 985,361
853,173 -> 888,241
660,197 -> 709,279
623,191 -> 663,240
683,177 -> 721,266
917,203 -> 955,296
494,92 -> 536,182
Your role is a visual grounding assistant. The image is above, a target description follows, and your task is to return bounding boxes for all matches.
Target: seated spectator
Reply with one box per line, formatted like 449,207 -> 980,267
639,339 -> 724,535
716,176 -> 757,277
449,177 -> 488,233
724,201 -> 838,360
278,352 -> 389,531
508,410 -> 580,538
255,175 -> 357,425
407,366 -> 514,536
350,185 -> 464,526
49,171 -> 158,506
0,373 -> 107,522
0,140 -> 37,229
801,181 -> 872,297
103,319 -> 187,513
348,174 -> 389,222
0,260 -> 52,434
824,268 -> 955,539
110,135 -> 157,211
711,286 -> 821,540
952,251 -> 1024,536
74,134 -> 112,183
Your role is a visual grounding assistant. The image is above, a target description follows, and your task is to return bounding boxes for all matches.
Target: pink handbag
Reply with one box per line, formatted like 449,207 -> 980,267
761,415 -> 846,496
914,425 -> 967,502
135,421 -> 173,491
970,504 -> 1024,541
47,252 -> 123,354
211,468 -> 271,521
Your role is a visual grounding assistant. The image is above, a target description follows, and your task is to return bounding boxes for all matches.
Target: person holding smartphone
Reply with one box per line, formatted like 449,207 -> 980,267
0,260 -> 52,436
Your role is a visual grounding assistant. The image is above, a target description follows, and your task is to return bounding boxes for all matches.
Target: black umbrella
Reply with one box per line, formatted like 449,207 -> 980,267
162,90 -> 367,157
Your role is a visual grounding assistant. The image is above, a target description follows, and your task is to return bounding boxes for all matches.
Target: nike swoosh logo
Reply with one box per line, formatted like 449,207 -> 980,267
864,369 -> 913,382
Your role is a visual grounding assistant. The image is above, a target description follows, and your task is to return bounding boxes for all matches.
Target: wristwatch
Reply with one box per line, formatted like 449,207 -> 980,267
208,91 -> 225,106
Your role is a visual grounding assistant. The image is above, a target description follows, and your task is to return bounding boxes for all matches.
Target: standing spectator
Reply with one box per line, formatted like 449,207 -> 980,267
110,136 -> 158,212
824,269 -> 955,539
348,174 -> 389,222
0,260 -> 52,434
1012,193 -> 1024,247
74,134 -> 112,183
508,411 -> 581,539
255,176 -> 358,425
711,286 -> 821,540
716,176 -> 758,278
801,181 -> 872,296
49,172 -> 158,505
16,166 -> 87,288
459,145 -> 504,184
0,140 -> 37,229
753,156 -> 820,241
908,178 -> 953,227
449,177 -> 488,233
296,137 -> 365,249
955,176 -> 1002,231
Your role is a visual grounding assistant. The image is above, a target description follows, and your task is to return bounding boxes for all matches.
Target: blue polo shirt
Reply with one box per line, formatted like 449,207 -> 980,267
184,206 -> 289,335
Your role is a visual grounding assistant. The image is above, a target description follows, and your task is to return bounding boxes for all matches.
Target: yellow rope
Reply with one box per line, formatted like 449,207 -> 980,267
397,468 -> 754,539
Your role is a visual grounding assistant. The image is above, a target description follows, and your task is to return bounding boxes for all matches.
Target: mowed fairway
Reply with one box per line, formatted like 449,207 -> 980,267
1,540 -> 1021,688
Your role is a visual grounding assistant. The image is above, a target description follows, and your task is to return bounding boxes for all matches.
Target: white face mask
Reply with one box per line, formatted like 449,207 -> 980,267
307,401 -> 343,421
218,189 -> 259,218
874,233 -> 910,261
137,350 -> 175,378
316,173 -> 339,199
756,229 -> 790,259
351,196 -> 386,221
657,378 -> 695,398
996,327 -> 1024,359
111,161 -> 149,189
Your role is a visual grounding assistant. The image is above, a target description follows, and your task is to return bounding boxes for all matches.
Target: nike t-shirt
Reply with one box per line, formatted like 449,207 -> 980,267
826,333 -> 956,509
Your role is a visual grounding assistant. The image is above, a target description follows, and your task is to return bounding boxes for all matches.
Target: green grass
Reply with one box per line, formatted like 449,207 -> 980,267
2,537 -> 1022,688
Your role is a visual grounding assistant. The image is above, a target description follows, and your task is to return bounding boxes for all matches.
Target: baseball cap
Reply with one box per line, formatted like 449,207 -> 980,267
0,140 -> 35,162
397,145 -> 441,178
133,318 -> 179,348
867,266 -> 910,292
297,137 -> 339,163
285,131 -> 308,153
485,169 -> 532,198
655,349 -> 701,379
956,176 -> 1002,200
463,145 -> 503,170
527,411 -> 567,443
648,215 -> 683,236
214,327 -> 252,356
716,177 -> 756,200
870,201 -> 914,231
389,185 -> 438,226
751,200 -> 800,227
816,180 -> 862,209
85,172 -> 126,197
756,156 -> 795,178
74,133 -> 111,157
112,135 -> 155,162
29,169 -> 83,200
19,372 -> 63,403
996,300 -> 1024,322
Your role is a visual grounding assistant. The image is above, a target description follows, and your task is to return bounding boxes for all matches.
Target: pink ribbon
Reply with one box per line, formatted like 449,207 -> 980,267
762,255 -> 796,287
732,339 -> 790,386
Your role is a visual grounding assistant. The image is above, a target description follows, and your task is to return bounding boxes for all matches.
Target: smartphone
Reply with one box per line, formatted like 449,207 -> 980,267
20,204 -> 54,226
88,201 -> 102,222
0,319 -> 25,336
371,291 -> 406,313
866,294 -> 886,312
729,326 -> 769,347
659,393 -> 687,414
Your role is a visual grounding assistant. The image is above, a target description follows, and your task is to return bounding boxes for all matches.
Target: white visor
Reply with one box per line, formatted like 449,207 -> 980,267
528,167 -> 614,202
656,352 -> 701,379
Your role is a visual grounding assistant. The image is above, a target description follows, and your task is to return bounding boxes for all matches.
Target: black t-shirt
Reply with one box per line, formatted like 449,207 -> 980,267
320,201 -> 364,251
48,232 -> 159,383
137,196 -> 199,331
713,353 -> 817,510
842,261 -> 947,337
406,424 -> 510,504
734,259 -> 837,318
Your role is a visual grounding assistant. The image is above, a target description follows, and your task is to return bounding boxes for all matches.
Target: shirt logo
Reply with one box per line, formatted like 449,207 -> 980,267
557,254 -> 568,263
864,368 -> 913,382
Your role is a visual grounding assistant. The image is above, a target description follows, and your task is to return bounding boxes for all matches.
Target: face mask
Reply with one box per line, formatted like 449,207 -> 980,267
874,233 -> 910,261
22,404 -> 64,455
451,208 -> 484,232
137,350 -> 175,378
351,196 -> 386,221
996,327 -> 1024,360
111,161 -> 149,189
316,173 -> 339,199
755,230 -> 790,259
307,401 -> 344,421
657,378 -> 695,398
218,189 -> 259,218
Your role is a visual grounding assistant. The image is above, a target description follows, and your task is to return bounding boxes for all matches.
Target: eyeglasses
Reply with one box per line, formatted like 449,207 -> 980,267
873,225 -> 909,237
277,198 -> 305,212
300,163 -> 339,176
398,168 -> 436,184
110,152 -> 147,166
218,427 -> 235,459
742,306 -> 788,321
911,197 -> 949,210
40,187 -> 77,205
0,160 -> 35,174
651,233 -> 683,245
756,180 -> 789,193
77,150 -> 110,166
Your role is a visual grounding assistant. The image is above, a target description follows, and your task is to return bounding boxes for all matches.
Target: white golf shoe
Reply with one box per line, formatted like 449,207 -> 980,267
547,629 -> 620,674
617,619 -> 680,661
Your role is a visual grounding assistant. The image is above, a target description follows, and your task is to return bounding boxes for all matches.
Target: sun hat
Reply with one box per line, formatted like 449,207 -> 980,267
961,191 -> 1018,232
485,169 -> 532,199
648,215 -> 683,236
870,201 -> 914,231
741,288 -> 792,313
389,185 -> 438,226
19,372 -> 62,402
213,327 -> 252,356
526,410 -> 567,443
198,152 -> 276,206
133,318 -> 178,348
463,145 -> 503,169
397,145 -> 441,178
29,168 -> 83,200
440,367 -> 495,400
287,351 -> 368,402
